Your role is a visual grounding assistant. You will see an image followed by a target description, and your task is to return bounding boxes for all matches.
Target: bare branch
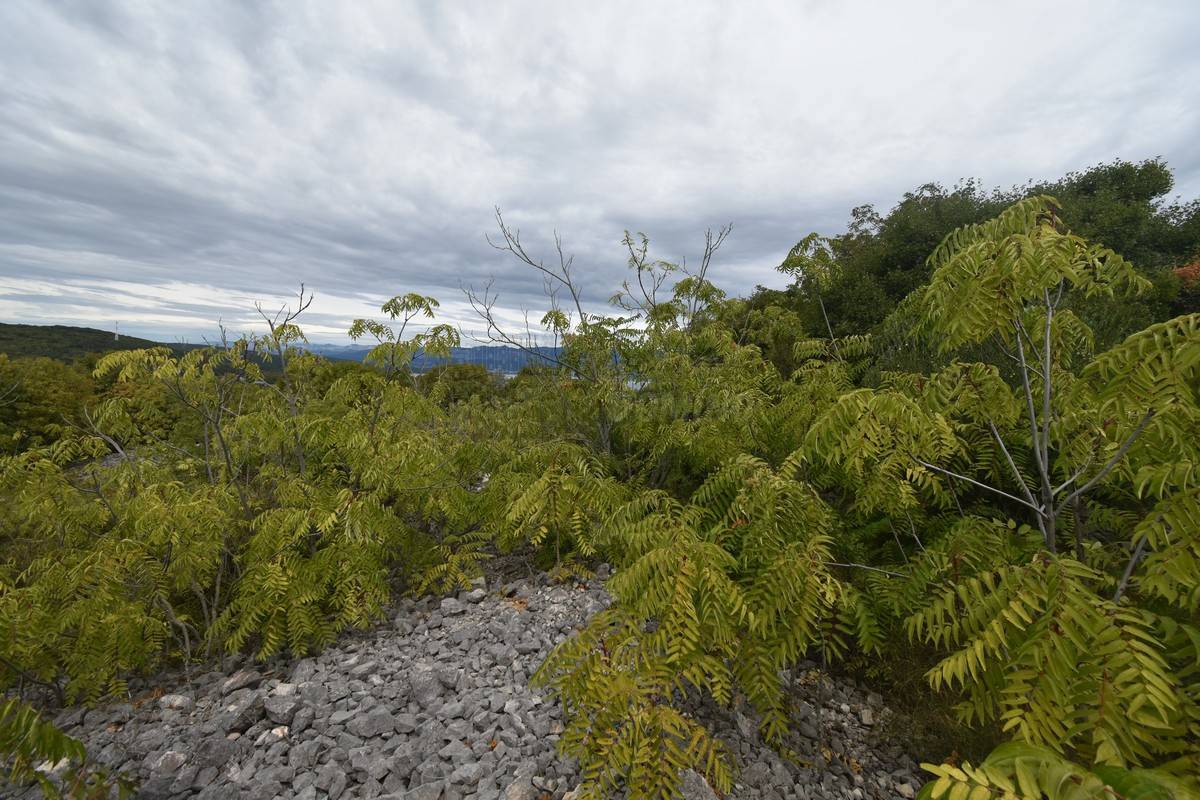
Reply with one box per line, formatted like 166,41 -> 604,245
823,561 -> 907,579
462,282 -> 573,375
1059,409 -> 1156,510
914,457 -> 1043,512
993,422 -> 1041,510
488,208 -> 586,322
1113,535 -> 1147,603
1051,449 -> 1098,496
1040,289 -> 1054,473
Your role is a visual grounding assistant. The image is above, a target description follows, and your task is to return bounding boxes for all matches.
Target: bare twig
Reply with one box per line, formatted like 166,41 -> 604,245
1113,535 -> 1147,603
823,562 -> 906,579
1059,410 -> 1156,510
914,457 -> 1042,512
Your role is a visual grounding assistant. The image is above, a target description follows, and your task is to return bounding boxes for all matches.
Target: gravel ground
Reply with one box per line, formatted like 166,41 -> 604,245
7,573 -> 923,799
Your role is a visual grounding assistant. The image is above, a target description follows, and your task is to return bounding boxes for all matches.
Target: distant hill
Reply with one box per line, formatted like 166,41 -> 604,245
0,323 -> 203,361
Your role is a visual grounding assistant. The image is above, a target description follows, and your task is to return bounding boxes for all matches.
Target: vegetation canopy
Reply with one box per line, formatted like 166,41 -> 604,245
2,160 -> 1199,799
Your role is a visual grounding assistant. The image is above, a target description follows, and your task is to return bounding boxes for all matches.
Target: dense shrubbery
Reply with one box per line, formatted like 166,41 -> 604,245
747,159 -> 1198,368
3,165 -> 1200,798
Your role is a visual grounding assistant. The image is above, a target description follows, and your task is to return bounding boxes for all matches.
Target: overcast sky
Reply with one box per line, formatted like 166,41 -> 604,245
1,1 -> 1198,343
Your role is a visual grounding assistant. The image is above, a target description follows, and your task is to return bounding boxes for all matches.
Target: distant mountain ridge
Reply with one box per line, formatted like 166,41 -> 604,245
0,323 -> 559,374
303,342 -> 560,373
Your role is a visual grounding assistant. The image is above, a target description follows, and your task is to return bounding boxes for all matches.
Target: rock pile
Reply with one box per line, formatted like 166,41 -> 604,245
12,574 -> 922,800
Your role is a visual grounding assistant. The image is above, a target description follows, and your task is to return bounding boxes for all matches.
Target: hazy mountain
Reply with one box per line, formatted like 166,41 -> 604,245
303,342 -> 560,373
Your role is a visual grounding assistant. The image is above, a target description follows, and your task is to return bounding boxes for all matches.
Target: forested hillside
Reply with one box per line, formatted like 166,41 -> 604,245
3,161 -> 1200,799
0,324 -> 202,362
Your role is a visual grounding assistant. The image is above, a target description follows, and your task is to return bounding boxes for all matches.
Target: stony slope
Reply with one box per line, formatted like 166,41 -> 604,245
11,574 -> 923,800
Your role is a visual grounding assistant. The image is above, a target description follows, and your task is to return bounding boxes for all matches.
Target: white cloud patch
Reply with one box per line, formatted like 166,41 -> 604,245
1,0 -> 1198,342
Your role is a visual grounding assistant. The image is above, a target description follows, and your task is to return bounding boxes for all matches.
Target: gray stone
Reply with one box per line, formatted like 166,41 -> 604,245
349,706 -> 397,738
351,659 -> 379,677
220,669 -> 263,695
196,784 -> 240,800
328,769 -> 349,800
292,658 -> 318,683
404,781 -> 446,800
503,777 -> 538,800
436,666 -> 460,689
218,690 -> 264,733
679,770 -> 718,799
292,704 -> 315,734
300,681 -> 329,706
137,775 -> 175,800
411,670 -> 443,708
194,737 -> 240,768
264,694 -> 301,725
290,739 -> 322,769
53,707 -> 86,729
150,750 -> 188,775
440,598 -> 466,616
131,726 -> 169,754
439,739 -> 471,762
158,693 -> 195,713
316,761 -> 340,790
449,761 -> 485,786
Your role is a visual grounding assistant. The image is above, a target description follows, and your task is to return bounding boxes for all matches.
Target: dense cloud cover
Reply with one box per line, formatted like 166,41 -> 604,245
1,1 -> 1197,342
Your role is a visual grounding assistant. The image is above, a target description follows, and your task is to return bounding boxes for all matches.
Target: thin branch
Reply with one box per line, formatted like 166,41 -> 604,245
904,512 -> 926,552
487,208 -> 586,322
914,457 -> 1043,512
823,562 -> 907,579
888,519 -> 909,563
1012,315 -> 1046,480
1113,535 -> 1147,603
462,282 -> 574,375
1059,409 -> 1156,510
988,420 -> 1039,510
1051,449 -> 1098,496
1040,288 -> 1054,472
0,654 -> 64,705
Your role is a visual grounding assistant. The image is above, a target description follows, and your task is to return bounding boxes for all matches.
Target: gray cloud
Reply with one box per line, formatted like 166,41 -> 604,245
1,0 -> 1198,342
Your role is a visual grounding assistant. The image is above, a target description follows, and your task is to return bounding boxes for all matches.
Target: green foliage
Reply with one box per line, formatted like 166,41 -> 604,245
759,158 -> 1199,344
918,742 -> 1199,800
527,193 -> 1199,796
0,697 -> 130,798
0,355 -> 94,452
908,553 -> 1185,764
0,292 -> 483,716
534,456 -> 842,795
532,609 -> 733,800
417,363 -> 499,405
3,177 -> 1199,799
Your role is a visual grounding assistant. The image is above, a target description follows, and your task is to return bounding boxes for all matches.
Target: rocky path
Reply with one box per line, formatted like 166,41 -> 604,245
12,574 -> 923,800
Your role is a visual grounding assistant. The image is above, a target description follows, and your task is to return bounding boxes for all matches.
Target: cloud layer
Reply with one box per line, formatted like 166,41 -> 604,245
2,1 -> 1198,342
